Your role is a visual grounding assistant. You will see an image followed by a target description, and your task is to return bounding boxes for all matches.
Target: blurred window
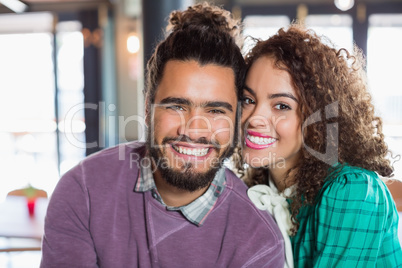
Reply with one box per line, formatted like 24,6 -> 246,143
0,14 -> 86,200
368,14 -> 402,179
305,14 -> 353,51
243,15 -> 290,55
56,21 -> 86,175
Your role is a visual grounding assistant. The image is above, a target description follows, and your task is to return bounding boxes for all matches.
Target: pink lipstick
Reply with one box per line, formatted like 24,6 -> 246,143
245,130 -> 277,150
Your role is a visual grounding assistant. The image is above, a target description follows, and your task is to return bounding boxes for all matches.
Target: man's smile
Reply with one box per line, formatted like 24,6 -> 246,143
169,142 -> 214,160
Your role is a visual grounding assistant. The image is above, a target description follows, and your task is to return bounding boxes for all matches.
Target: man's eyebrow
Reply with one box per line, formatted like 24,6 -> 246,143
158,97 -> 233,112
269,93 -> 299,103
158,97 -> 192,106
202,101 -> 233,112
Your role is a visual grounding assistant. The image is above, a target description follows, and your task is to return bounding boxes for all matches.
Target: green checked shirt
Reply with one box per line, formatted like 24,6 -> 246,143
291,165 -> 402,267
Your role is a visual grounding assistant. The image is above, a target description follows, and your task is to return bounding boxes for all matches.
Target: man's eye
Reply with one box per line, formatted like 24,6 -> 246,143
209,109 -> 225,114
274,103 -> 291,110
167,105 -> 185,111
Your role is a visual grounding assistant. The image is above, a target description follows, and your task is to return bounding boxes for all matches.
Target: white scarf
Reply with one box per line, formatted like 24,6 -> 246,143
247,179 -> 295,268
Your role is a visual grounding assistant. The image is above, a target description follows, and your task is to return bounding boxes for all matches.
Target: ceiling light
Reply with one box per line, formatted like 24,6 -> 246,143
0,0 -> 28,13
334,0 -> 354,11
127,33 -> 140,54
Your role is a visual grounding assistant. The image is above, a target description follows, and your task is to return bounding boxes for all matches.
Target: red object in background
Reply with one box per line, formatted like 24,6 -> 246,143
27,198 -> 36,217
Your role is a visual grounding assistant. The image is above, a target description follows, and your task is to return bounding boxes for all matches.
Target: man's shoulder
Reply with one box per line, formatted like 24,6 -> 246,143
223,168 -> 283,231
214,168 -> 284,265
81,141 -> 146,166
224,167 -> 246,187
62,141 -> 145,182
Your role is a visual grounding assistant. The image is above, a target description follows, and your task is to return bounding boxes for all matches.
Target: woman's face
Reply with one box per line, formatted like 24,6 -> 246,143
241,56 -> 302,170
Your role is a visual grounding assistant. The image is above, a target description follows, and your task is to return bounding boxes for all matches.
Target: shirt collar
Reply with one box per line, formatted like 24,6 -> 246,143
134,155 -> 226,226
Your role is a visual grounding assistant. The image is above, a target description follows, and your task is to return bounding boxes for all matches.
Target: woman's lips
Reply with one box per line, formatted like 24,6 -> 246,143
245,130 -> 277,150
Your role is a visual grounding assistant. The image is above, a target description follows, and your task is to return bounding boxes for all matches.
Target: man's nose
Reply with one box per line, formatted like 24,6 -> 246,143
178,113 -> 211,142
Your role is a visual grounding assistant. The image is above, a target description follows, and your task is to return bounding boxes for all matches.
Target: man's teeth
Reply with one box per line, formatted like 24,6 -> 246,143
172,145 -> 209,156
247,135 -> 276,145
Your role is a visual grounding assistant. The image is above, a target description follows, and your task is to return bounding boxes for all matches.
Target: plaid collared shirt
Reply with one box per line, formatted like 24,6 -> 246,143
291,165 -> 402,267
134,156 -> 226,227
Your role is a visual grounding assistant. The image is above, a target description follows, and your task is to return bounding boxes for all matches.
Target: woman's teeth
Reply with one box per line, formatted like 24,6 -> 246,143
172,145 -> 209,156
247,135 -> 276,145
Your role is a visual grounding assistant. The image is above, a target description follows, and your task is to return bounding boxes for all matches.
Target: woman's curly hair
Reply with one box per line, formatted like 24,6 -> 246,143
237,23 -> 394,234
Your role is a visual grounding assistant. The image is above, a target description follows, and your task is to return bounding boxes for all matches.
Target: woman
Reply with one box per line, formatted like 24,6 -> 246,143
238,23 -> 402,267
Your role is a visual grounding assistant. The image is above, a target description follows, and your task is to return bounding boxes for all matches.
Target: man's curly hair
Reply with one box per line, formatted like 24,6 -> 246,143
237,23 -> 394,234
166,2 -> 243,47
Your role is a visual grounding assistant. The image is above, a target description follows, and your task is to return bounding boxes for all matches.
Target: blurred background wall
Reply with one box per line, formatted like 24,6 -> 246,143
0,0 -> 401,199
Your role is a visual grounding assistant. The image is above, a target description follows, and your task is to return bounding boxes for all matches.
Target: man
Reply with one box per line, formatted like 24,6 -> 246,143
41,3 -> 284,267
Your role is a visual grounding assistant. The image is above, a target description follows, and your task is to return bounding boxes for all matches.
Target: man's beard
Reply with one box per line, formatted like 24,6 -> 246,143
147,134 -> 235,192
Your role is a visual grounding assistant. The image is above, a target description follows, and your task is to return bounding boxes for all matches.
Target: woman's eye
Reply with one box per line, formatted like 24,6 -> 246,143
274,103 -> 291,110
242,97 -> 255,105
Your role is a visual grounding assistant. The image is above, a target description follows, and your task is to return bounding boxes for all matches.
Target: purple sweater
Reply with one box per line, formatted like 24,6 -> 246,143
41,142 -> 284,268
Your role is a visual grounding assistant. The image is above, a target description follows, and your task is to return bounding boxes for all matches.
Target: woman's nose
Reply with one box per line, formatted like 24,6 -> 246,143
244,106 -> 272,130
